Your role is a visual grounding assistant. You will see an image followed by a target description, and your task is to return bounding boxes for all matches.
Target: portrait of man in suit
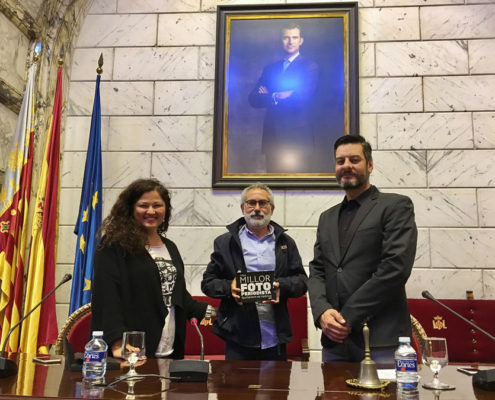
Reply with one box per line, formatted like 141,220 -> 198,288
308,135 -> 418,365
248,24 -> 319,173
221,16 -> 347,177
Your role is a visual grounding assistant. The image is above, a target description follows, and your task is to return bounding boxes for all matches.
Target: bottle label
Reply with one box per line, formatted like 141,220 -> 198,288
396,358 -> 417,372
84,350 -> 106,363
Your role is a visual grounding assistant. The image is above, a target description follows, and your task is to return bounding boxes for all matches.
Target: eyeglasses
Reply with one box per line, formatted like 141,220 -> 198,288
244,200 -> 271,208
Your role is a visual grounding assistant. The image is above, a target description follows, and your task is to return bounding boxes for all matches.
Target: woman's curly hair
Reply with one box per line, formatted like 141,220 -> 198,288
98,178 -> 172,254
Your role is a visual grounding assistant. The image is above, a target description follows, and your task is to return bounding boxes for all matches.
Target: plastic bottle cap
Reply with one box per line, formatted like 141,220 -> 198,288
398,336 -> 410,343
92,331 -> 104,336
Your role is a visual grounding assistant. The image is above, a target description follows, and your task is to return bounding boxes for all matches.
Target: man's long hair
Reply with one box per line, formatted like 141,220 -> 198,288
98,178 -> 172,254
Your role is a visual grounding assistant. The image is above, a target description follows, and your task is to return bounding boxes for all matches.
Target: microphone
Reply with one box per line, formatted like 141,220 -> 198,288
169,317 -> 209,382
0,273 -> 72,378
421,290 -> 495,392
191,318 -> 205,361
421,290 -> 495,341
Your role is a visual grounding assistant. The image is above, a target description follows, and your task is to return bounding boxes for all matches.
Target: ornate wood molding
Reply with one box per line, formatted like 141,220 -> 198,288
0,0 -> 40,40
0,78 -> 22,114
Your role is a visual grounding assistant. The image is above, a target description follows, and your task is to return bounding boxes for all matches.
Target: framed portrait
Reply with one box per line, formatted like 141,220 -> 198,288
212,3 -> 359,189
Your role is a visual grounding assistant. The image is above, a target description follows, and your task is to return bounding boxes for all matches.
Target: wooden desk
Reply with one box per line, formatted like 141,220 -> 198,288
0,354 -> 492,399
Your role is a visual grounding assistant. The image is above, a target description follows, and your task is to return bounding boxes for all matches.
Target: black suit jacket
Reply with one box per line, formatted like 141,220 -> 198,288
248,54 -> 319,155
308,186 -> 417,348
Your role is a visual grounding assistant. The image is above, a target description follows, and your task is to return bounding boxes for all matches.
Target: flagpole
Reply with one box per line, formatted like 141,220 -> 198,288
68,53 -> 103,317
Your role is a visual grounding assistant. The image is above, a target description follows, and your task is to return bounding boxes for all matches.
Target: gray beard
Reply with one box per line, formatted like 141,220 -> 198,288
244,211 -> 271,229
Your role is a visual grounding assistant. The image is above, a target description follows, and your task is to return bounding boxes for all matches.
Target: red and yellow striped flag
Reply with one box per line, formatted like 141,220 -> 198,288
0,63 -> 37,353
20,66 -> 63,354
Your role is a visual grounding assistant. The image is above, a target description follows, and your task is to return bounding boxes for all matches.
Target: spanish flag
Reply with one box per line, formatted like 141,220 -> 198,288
0,62 -> 37,353
19,65 -> 63,354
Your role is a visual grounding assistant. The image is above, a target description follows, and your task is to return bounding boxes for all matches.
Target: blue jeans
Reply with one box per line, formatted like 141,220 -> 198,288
225,341 -> 287,361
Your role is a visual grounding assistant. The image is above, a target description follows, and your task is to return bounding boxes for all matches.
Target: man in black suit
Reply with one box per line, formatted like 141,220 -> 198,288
248,24 -> 319,173
308,135 -> 417,364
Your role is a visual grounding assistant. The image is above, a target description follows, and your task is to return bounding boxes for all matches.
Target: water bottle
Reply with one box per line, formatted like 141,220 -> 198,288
83,331 -> 108,383
395,336 -> 419,390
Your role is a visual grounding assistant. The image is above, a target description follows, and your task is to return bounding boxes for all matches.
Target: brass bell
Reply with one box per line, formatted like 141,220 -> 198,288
358,323 -> 382,388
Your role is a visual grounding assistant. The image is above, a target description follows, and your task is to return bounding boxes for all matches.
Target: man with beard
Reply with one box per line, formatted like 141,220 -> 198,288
308,135 -> 417,364
202,183 -> 307,360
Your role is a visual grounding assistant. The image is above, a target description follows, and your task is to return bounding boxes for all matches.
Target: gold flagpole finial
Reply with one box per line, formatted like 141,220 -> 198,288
96,53 -> 104,75
33,41 -> 42,63
58,45 -> 65,66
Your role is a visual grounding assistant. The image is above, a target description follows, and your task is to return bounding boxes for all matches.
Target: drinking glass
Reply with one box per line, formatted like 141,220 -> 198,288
121,331 -> 146,379
421,337 -> 455,390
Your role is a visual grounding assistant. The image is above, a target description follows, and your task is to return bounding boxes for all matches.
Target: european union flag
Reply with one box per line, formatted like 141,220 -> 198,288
69,74 -> 102,314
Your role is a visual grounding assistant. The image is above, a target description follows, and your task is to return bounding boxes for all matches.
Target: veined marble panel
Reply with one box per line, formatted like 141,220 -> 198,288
68,81 -> 154,116
199,46 -> 215,80
407,268 -> 483,299
201,0 -> 286,12
361,78 -> 422,113
56,225 -> 78,264
64,116 -> 110,151
0,103 -> 17,172
0,14 -> 30,93
107,116 -> 196,151
376,0 -> 463,4
114,47 -> 199,80
184,265 -> 207,296
414,228 -> 430,268
88,0 -> 117,13
430,229 -> 495,269
376,41 -> 468,76
23,0 -> 45,17
421,5 -> 495,40
427,150 -> 495,187
371,150 -> 427,188
478,189 -> 495,227
102,187 -> 124,218
118,0 -> 200,12
54,264 -> 74,304
361,114 -> 377,149
197,116 -> 213,151
167,226 -> 226,265
59,188 -> 82,226
470,39 -> 495,74
359,7 -> 420,42
155,81 -> 214,115
287,227 -> 318,266
384,189 -> 477,227
194,189 -> 278,226
285,191 -> 343,226
71,48 -> 114,81
424,76 -> 495,111
307,307 -> 321,352
61,151 -> 151,187
377,113 -> 473,150
169,189 -> 195,225
360,43 -> 375,77
77,14 -> 157,47
157,14 -> 216,46
288,0 -> 373,6
151,152 -> 211,188
474,112 -> 495,148
483,271 -> 495,298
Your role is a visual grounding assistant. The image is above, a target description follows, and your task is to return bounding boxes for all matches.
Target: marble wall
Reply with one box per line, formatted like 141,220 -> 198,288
55,0 -> 495,360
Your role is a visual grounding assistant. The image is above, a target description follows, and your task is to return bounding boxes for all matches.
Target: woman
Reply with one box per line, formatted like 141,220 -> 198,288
91,179 -> 213,359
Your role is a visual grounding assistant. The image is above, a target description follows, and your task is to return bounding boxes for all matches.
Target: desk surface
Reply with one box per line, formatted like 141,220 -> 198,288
0,354 -> 491,399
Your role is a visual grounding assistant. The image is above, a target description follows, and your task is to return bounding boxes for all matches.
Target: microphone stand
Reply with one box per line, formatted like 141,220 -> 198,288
421,290 -> 495,341
0,274 -> 72,378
